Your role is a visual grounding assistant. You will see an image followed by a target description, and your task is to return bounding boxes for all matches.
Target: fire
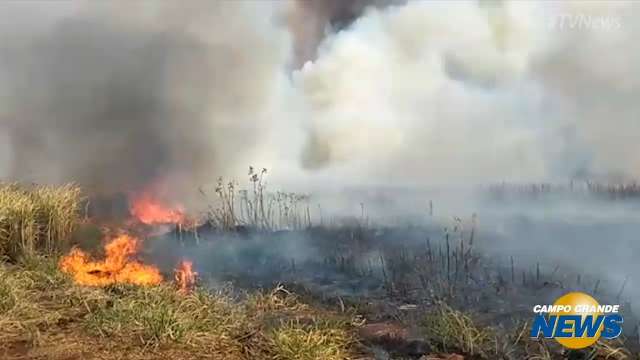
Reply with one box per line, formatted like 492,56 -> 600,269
59,233 -> 163,287
129,190 -> 185,225
174,260 -> 197,294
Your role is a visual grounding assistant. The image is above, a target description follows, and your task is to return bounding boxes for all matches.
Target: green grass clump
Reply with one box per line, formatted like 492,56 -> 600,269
268,318 -> 353,360
0,258 -> 357,359
0,272 -> 17,313
0,183 -> 82,261
84,285 -> 250,357
246,287 -> 354,360
421,303 -> 496,357
0,257 -> 106,349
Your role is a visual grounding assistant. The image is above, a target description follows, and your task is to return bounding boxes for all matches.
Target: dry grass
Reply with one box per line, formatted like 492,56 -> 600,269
591,339 -> 632,360
267,318 -> 353,360
247,287 -> 353,359
0,183 -> 82,261
420,303 -> 496,357
0,258 -> 356,360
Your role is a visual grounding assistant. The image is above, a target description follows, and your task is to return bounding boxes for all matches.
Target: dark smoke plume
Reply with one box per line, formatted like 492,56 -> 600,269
0,3 -> 288,200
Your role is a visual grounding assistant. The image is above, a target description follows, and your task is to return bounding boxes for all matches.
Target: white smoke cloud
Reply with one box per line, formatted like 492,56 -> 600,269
292,0 -> 639,187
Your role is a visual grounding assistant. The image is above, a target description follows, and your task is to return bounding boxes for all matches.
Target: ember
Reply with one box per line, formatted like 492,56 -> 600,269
175,260 -> 197,294
59,233 -> 163,286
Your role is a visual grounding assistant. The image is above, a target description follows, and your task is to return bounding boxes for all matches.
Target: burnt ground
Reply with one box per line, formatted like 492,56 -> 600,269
139,221 -> 640,359
70,187 -> 640,358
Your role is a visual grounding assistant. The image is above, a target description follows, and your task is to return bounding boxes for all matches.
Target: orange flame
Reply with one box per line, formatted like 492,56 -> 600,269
174,260 -> 197,294
129,191 -> 185,225
59,233 -> 163,287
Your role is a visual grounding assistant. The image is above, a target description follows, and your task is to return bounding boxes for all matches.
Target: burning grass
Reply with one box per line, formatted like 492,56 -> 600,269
174,259 -> 196,293
59,233 -> 163,287
0,183 -> 82,261
129,189 -> 186,225
0,257 -> 357,360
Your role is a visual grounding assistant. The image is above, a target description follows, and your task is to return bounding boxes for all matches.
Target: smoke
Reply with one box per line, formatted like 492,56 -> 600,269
295,0 -> 640,186
285,0 -> 403,67
284,0 -> 640,304
1,1 -> 639,193
0,1 -> 290,200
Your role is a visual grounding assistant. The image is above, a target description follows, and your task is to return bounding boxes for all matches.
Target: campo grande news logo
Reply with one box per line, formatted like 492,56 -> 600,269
530,292 -> 623,349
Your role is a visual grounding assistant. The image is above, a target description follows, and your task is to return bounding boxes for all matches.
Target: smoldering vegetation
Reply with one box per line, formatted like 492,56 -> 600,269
127,175 -> 640,358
